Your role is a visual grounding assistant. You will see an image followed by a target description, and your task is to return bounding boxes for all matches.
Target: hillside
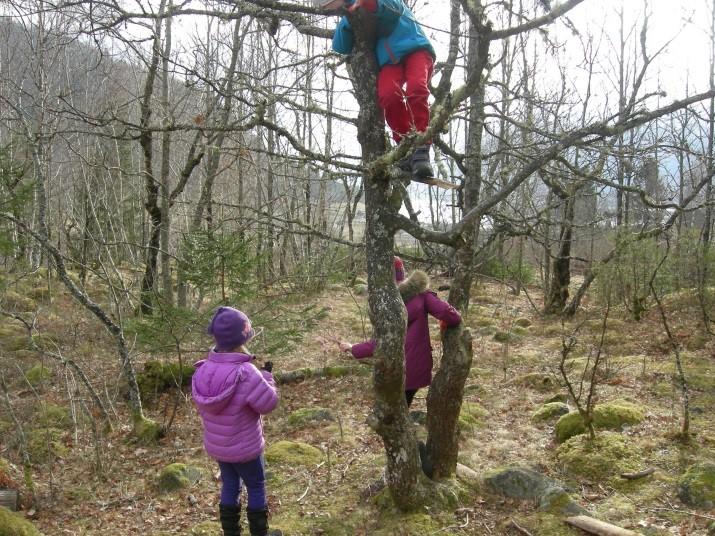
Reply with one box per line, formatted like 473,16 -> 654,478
1,270 -> 714,535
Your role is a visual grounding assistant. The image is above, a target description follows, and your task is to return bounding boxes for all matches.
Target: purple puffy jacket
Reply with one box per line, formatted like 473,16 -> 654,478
192,351 -> 279,463
350,270 -> 461,390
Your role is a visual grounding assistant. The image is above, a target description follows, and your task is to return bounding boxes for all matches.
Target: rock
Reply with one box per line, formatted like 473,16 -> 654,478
265,440 -> 322,466
353,283 -> 368,296
557,432 -> 643,481
189,521 -> 222,536
287,407 -> 335,427
157,463 -> 202,493
531,402 -> 570,423
677,462 -> 715,509
0,506 -> 41,535
516,372 -> 558,392
483,466 -> 586,515
514,318 -> 532,328
554,401 -> 645,442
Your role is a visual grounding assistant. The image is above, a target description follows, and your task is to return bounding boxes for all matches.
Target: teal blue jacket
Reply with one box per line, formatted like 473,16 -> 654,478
332,0 -> 436,67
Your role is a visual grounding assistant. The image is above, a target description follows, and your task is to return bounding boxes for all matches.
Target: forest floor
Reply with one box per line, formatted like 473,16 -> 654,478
1,271 -> 715,535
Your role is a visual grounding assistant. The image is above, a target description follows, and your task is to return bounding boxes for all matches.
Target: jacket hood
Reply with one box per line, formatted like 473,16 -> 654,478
192,352 -> 251,414
399,270 -> 429,303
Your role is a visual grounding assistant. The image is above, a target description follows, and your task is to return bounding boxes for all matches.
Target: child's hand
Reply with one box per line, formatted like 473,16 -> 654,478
439,320 -> 449,332
338,341 -> 353,353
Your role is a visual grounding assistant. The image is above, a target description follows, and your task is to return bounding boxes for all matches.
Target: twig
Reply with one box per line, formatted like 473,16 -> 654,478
297,482 -> 310,503
620,467 -> 655,480
508,519 -> 534,536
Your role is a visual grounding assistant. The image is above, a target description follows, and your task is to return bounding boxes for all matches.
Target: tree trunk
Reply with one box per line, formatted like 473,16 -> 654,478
347,8 -> 423,510
544,191 -> 575,314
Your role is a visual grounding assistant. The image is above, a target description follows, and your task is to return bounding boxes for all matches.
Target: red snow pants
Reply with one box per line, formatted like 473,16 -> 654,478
376,48 -> 434,144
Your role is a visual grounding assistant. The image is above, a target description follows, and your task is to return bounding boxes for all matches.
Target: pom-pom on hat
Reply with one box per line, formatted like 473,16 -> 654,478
207,306 -> 255,351
394,256 -> 406,282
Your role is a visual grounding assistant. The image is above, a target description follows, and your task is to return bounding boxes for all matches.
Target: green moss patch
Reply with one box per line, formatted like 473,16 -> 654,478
157,463 -> 202,493
458,403 -> 488,433
1,291 -> 36,312
0,506 -> 41,536
265,440 -> 323,466
557,432 -> 643,481
353,284 -> 368,296
24,365 -> 50,386
36,404 -> 70,429
493,330 -> 519,343
189,521 -> 222,536
136,360 -> 194,400
132,414 -> 163,445
28,427 -> 68,463
515,317 -> 532,328
677,461 -> 715,509
287,407 -> 335,427
554,401 -> 645,443
532,402 -> 570,423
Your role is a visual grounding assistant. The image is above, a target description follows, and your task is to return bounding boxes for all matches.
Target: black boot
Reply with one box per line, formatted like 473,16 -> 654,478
246,508 -> 282,536
219,503 -> 241,536
410,145 -> 434,180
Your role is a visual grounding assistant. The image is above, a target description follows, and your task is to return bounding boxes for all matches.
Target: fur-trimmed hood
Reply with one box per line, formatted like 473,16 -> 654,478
399,270 -> 429,303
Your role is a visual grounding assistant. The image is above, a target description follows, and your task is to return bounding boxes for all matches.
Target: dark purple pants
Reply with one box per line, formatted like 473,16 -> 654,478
218,456 -> 266,510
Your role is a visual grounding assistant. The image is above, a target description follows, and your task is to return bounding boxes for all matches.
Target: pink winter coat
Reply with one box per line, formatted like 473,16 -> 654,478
350,271 -> 461,390
192,351 -> 279,463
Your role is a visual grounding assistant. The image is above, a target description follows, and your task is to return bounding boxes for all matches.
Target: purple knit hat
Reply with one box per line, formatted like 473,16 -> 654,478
207,307 -> 255,351
394,256 -> 405,283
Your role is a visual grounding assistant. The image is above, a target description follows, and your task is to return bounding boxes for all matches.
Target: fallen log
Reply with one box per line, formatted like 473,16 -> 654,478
564,515 -> 641,536
274,364 -> 370,384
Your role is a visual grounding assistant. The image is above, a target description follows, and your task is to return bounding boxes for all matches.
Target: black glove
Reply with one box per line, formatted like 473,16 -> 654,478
261,361 -> 273,373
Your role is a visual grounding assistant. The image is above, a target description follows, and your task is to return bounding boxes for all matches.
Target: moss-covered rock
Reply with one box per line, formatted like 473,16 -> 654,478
514,317 -> 532,328
483,465 -> 585,515
493,330 -> 519,343
36,404 -> 70,429
24,365 -> 49,386
132,414 -> 163,445
136,360 -> 194,400
27,427 -> 68,463
157,463 -> 202,493
531,402 -> 570,423
0,506 -> 41,536
557,432 -> 643,481
554,401 -> 645,442
265,440 -> 322,466
516,372 -> 558,392
544,393 -> 568,404
677,462 -> 715,509
287,407 -> 335,427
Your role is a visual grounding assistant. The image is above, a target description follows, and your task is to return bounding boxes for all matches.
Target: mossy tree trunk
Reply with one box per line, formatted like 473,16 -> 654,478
346,9 -> 424,511
426,9 -> 488,480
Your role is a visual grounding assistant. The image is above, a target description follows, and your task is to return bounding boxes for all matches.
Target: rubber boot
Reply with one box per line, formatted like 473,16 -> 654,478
219,503 -> 241,536
410,145 -> 434,180
246,508 -> 282,536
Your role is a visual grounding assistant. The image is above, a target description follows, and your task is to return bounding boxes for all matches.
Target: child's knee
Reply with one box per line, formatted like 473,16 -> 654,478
378,87 -> 404,110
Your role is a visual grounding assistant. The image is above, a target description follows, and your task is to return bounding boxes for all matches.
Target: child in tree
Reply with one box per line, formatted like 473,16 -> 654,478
192,307 -> 281,536
316,0 -> 437,180
339,257 -> 461,407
